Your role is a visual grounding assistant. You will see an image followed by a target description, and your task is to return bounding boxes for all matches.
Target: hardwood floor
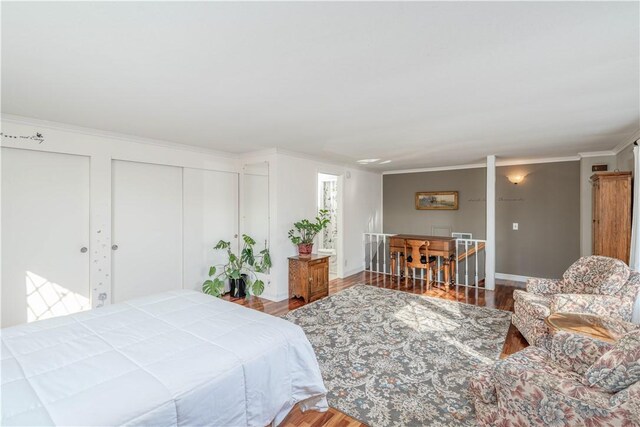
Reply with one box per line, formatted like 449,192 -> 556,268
224,271 -> 529,427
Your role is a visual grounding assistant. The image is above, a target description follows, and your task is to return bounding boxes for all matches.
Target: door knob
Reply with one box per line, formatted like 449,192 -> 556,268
112,244 -> 119,250
80,247 -> 88,253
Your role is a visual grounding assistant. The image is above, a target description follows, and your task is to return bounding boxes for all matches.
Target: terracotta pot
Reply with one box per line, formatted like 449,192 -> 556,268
297,243 -> 313,257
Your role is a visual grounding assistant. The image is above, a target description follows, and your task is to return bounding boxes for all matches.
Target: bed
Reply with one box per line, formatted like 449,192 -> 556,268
0,290 -> 328,426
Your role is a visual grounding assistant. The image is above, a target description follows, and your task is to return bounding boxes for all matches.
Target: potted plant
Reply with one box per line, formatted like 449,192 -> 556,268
202,234 -> 272,298
288,209 -> 330,257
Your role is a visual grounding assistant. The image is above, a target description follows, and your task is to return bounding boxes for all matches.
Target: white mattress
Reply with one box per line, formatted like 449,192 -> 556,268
0,290 -> 328,426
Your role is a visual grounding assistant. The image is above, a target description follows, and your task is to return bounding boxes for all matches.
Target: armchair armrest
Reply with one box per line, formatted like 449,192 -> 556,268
526,277 -> 563,295
469,367 -> 497,404
550,294 -> 633,321
551,331 -> 613,375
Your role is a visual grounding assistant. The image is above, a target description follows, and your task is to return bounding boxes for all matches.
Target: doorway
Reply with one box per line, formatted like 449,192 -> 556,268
317,173 -> 343,279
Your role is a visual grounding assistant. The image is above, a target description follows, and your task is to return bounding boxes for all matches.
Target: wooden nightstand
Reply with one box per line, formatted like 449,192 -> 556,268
288,255 -> 329,303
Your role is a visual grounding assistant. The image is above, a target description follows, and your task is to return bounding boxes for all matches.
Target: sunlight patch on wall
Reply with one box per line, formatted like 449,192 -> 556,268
26,271 -> 90,322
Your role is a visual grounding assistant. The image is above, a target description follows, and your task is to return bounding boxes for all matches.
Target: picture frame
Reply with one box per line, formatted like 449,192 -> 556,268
415,191 -> 459,210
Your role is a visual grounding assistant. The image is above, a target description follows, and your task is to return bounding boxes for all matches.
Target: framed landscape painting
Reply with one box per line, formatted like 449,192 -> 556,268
415,191 -> 459,210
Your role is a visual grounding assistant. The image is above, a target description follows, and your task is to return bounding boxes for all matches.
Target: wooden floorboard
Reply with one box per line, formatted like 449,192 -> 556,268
224,271 -> 528,427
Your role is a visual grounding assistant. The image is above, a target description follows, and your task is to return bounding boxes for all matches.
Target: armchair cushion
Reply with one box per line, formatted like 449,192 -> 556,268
551,331 -> 613,375
562,256 -> 630,295
525,277 -> 563,295
584,329 -> 640,393
550,293 -> 634,321
470,345 -> 639,426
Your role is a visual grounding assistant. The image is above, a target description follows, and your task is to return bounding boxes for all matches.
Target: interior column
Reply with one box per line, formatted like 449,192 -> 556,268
486,155 -> 496,290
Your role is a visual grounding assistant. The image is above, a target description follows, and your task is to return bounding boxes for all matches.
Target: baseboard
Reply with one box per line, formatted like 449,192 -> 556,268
495,273 -> 529,283
260,291 -> 289,302
342,266 -> 365,278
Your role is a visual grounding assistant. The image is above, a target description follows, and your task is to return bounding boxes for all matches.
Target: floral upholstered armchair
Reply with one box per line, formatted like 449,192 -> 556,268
470,329 -> 640,426
512,256 -> 639,348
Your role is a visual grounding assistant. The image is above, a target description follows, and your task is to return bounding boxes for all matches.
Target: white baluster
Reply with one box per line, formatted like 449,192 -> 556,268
475,241 -> 479,288
369,234 -> 373,273
465,240 -> 469,287
455,240 -> 459,285
383,235 -> 387,275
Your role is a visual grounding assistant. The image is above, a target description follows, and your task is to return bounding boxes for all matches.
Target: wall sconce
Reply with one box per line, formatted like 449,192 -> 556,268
507,174 -> 525,185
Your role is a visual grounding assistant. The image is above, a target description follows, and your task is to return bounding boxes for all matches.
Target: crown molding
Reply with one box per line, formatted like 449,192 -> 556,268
382,156 -> 579,175
578,150 -> 616,158
383,163 -> 486,175
496,156 -> 580,166
240,148 -> 278,159
273,147 -> 381,174
613,129 -> 640,154
0,114 -> 240,159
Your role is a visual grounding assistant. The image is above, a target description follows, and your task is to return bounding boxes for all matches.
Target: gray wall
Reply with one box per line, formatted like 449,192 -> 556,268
383,168 -> 486,238
383,161 -> 580,279
496,162 -> 580,278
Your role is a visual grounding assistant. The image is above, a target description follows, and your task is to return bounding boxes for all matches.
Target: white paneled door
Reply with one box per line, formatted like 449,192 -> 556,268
183,168 -> 239,291
111,160 -> 183,302
1,148 -> 91,327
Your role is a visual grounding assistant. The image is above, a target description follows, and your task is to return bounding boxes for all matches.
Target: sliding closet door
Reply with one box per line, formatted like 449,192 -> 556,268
111,160 -> 182,302
183,168 -> 238,291
1,148 -> 91,327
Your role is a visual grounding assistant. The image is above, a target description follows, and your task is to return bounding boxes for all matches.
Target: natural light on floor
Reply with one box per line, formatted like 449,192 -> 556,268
26,271 -> 90,322
394,301 -> 459,332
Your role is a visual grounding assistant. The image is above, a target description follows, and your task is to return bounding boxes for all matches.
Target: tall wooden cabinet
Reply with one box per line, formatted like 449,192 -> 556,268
288,255 -> 329,303
591,171 -> 632,263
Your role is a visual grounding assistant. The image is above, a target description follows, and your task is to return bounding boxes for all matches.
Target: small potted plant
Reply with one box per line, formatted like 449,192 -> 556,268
288,209 -> 330,257
202,234 -> 272,298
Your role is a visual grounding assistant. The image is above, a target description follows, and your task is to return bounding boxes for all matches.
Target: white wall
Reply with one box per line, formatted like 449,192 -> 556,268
617,143 -> 635,172
1,116 -> 240,309
2,118 -> 383,308
268,152 -> 383,301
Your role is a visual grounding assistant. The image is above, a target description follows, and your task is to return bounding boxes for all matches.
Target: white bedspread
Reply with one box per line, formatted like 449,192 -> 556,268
0,290 -> 328,426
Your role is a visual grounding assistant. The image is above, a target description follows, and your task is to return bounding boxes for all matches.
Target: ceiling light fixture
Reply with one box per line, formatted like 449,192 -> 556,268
379,160 -> 392,164
357,158 -> 381,164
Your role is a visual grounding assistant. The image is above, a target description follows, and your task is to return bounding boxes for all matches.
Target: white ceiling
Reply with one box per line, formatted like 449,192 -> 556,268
2,2 -> 638,170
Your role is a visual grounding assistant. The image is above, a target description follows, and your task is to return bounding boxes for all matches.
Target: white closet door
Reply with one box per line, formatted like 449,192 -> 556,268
183,168 -> 238,292
111,160 -> 182,302
1,148 -> 91,327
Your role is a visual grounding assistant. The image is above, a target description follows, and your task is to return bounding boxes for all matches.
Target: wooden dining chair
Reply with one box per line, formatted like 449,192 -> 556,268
404,240 -> 436,285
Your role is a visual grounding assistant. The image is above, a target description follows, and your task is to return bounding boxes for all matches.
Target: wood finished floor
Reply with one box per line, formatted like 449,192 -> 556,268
224,271 -> 529,427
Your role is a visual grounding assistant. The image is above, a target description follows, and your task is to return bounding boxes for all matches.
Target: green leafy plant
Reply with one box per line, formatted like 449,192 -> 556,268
288,209 -> 331,245
202,234 -> 272,298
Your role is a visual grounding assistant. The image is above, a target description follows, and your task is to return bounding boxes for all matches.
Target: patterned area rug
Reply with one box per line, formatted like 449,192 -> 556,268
284,285 -> 512,427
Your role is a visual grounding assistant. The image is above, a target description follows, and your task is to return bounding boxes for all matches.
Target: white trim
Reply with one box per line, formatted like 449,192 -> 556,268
485,155 -> 496,291
343,266 -> 365,278
382,156 -> 579,175
240,148 -> 278,159
383,163 -> 486,175
495,273 -> 529,283
275,148 -> 378,174
496,156 -> 580,166
578,150 -> 616,158
613,129 -> 640,154
1,114 -> 239,159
